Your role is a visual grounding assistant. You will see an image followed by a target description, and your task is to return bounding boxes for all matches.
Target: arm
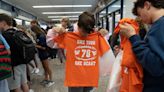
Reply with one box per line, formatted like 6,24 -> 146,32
35,44 -> 46,50
47,27 -> 66,49
98,28 -> 108,36
120,23 -> 164,77
129,34 -> 164,77
0,34 -> 11,54
46,29 -> 58,48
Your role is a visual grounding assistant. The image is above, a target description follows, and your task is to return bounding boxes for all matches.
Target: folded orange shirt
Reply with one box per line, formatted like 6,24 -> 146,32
114,18 -> 143,92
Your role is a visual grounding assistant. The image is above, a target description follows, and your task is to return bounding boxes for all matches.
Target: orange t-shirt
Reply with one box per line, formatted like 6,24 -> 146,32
114,18 -> 143,92
54,31 -> 109,87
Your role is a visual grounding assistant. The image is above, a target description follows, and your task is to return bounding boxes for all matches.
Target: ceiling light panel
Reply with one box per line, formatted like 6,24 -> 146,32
33,5 -> 92,8
51,18 -> 78,21
48,15 -> 79,18
42,12 -> 83,14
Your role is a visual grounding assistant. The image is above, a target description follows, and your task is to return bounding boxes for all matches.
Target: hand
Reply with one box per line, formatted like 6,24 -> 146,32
98,28 -> 108,36
119,23 -> 136,38
7,49 -> 11,55
41,47 -> 46,50
52,27 -> 66,34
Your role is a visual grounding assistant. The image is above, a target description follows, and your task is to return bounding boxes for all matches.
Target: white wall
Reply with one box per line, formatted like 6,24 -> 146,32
0,9 -> 11,16
123,0 -> 136,18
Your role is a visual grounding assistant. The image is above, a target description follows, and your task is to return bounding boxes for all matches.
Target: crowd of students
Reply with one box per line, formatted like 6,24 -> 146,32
0,0 -> 164,92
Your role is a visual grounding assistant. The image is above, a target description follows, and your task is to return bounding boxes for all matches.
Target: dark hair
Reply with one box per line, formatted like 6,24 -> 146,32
30,20 -> 39,25
61,17 -> 70,25
0,13 -> 12,26
12,19 -> 17,27
132,0 -> 164,16
78,11 -> 95,34
31,25 -> 45,36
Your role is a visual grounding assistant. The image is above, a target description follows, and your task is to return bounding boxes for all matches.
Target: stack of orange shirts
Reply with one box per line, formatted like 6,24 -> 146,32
114,18 -> 143,92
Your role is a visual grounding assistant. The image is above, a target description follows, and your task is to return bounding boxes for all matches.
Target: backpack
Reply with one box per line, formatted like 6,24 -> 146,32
0,40 -> 11,80
5,28 -> 36,65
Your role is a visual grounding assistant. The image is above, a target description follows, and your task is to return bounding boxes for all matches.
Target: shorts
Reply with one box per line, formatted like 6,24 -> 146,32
0,79 -> 9,92
68,87 -> 93,92
38,50 -> 49,61
7,64 -> 27,90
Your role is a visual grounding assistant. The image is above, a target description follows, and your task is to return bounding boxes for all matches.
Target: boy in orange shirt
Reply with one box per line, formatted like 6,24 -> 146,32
52,12 -> 112,92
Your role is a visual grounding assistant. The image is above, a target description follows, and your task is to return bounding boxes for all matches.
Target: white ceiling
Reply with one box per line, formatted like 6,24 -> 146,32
4,0 -> 99,21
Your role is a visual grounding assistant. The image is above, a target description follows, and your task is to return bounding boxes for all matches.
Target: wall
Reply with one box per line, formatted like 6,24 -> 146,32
123,0 -> 136,18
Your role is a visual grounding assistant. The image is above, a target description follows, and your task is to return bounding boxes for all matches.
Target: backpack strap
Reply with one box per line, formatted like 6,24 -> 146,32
12,66 -> 15,80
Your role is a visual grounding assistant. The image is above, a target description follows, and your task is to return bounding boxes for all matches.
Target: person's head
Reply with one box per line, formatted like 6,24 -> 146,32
0,13 -> 12,31
31,25 -> 44,36
77,11 -> 95,36
113,45 -> 120,56
60,17 -> 70,28
12,19 -> 17,27
135,17 -> 148,39
132,0 -> 164,24
17,25 -> 26,32
135,17 -> 147,30
30,20 -> 39,26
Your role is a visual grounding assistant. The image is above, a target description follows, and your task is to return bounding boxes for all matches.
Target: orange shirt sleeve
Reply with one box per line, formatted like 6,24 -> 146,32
98,34 -> 110,57
54,33 -> 66,48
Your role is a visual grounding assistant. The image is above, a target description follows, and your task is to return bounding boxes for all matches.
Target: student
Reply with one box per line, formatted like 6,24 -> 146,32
58,17 -> 70,63
60,17 -> 73,32
135,17 -> 147,40
31,25 -> 54,87
17,25 -> 39,74
119,0 -> 164,92
30,20 -> 39,27
52,11 -> 112,92
30,20 -> 47,34
0,26 -> 11,92
0,14 -> 29,92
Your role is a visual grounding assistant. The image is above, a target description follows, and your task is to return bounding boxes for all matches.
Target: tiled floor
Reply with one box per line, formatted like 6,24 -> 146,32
30,58 -> 109,92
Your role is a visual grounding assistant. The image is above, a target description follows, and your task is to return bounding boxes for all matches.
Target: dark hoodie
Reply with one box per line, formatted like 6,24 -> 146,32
129,16 -> 164,92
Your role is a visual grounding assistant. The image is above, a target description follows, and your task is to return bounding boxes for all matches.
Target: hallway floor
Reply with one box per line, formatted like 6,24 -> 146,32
30,58 -> 109,92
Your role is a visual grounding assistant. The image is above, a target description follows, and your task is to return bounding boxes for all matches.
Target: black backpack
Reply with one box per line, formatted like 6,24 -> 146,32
5,28 -> 36,65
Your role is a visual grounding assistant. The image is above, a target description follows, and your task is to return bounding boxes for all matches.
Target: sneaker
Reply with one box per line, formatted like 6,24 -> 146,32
40,80 -> 48,85
29,89 -> 34,92
44,81 -> 55,87
34,68 -> 40,74
31,68 -> 35,74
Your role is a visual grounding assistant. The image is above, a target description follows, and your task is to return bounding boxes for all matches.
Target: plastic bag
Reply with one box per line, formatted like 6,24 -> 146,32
99,48 -> 115,76
107,50 -> 123,92
46,29 -> 59,48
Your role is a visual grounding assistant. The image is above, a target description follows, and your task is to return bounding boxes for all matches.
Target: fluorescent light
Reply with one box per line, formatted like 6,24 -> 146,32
17,15 -> 32,21
100,11 -> 111,14
48,15 -> 79,18
33,5 -> 92,8
14,18 -> 22,25
100,15 -> 104,17
101,11 -> 106,13
0,9 -> 11,16
51,18 -> 78,21
42,11 -> 83,14
111,5 -> 125,8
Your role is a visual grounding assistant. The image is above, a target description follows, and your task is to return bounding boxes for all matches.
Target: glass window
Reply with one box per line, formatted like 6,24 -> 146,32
108,16 -> 113,34
25,21 -> 30,26
100,9 -> 106,17
115,12 -> 121,26
14,18 -> 22,25
108,0 -> 121,13
103,17 -> 106,28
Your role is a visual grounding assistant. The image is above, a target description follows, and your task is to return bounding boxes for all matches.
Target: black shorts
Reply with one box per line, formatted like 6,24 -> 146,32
38,50 -> 49,61
68,87 -> 93,92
